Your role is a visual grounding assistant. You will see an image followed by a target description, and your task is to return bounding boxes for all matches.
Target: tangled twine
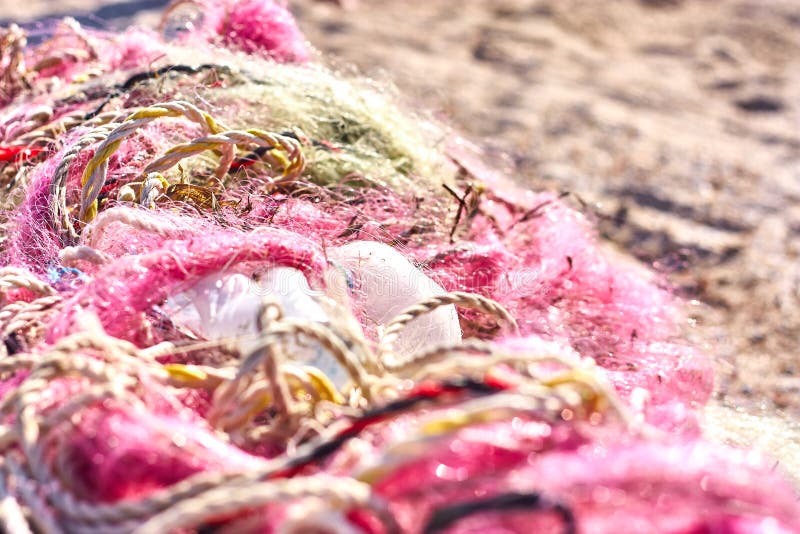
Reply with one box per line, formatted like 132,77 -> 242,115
0,287 -> 619,533
44,99 -> 305,243
78,101 -> 231,223
0,5 -> 796,533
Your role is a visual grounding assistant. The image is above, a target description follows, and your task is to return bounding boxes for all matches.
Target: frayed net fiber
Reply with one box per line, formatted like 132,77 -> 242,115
0,1 -> 795,533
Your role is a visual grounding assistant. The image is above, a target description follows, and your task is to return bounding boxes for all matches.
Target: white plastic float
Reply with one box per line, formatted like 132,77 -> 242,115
166,241 -> 462,384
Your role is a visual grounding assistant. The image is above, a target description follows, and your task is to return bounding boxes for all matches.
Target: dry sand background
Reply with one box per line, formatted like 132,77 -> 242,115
2,0 -> 799,460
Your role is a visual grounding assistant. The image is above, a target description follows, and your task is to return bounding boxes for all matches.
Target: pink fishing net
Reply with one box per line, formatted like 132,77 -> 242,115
0,1 -> 795,532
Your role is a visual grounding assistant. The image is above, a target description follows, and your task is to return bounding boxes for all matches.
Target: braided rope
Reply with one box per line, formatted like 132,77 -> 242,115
0,355 -> 38,380
50,123 -> 120,242
13,366 -> 127,495
0,326 -> 253,528
4,457 -> 62,534
214,384 -> 285,435
20,110 -> 126,148
17,112 -> 81,146
0,267 -> 54,297
408,351 -> 576,383
53,471 -> 246,527
210,367 -> 341,436
0,461 -> 33,534
399,348 -> 628,423
208,317 -> 369,432
1,351 -> 161,530
0,262 -> 634,533
0,295 -> 62,325
0,295 -> 62,355
0,105 -> 51,144
143,129 -> 305,185
541,368 -> 634,424
0,327 -> 153,425
133,475 -> 400,534
0,344 -> 620,531
256,320 -> 370,389
58,245 -> 110,266
2,309 -> 57,342
378,291 -> 519,365
78,101 -> 229,223
383,339 -> 495,374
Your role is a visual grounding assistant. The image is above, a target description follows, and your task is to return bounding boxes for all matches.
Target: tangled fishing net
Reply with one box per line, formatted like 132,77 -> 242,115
0,1 -> 796,532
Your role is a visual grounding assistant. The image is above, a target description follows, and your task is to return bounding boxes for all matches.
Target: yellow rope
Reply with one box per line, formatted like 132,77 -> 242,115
78,102 -> 306,222
79,101 -> 228,223
143,128 -> 305,184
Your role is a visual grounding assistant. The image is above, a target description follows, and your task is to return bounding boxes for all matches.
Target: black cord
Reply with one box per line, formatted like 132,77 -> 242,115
83,63 -> 232,120
119,63 -> 229,91
273,378 -> 505,477
423,491 -> 577,534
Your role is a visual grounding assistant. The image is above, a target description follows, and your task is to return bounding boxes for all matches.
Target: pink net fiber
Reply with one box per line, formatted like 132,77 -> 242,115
0,1 -> 795,533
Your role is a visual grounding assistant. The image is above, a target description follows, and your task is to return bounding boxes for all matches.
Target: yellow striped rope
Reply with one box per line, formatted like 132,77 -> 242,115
142,128 -> 305,184
51,120 -> 124,242
79,101 -> 229,223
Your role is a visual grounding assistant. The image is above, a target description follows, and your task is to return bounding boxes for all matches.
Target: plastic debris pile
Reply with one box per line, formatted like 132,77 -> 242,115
0,1 -> 796,532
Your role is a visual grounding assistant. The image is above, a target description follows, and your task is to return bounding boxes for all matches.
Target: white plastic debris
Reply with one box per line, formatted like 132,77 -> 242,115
164,267 -> 350,383
166,242 -> 461,385
327,240 -> 462,356
166,267 -> 327,344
